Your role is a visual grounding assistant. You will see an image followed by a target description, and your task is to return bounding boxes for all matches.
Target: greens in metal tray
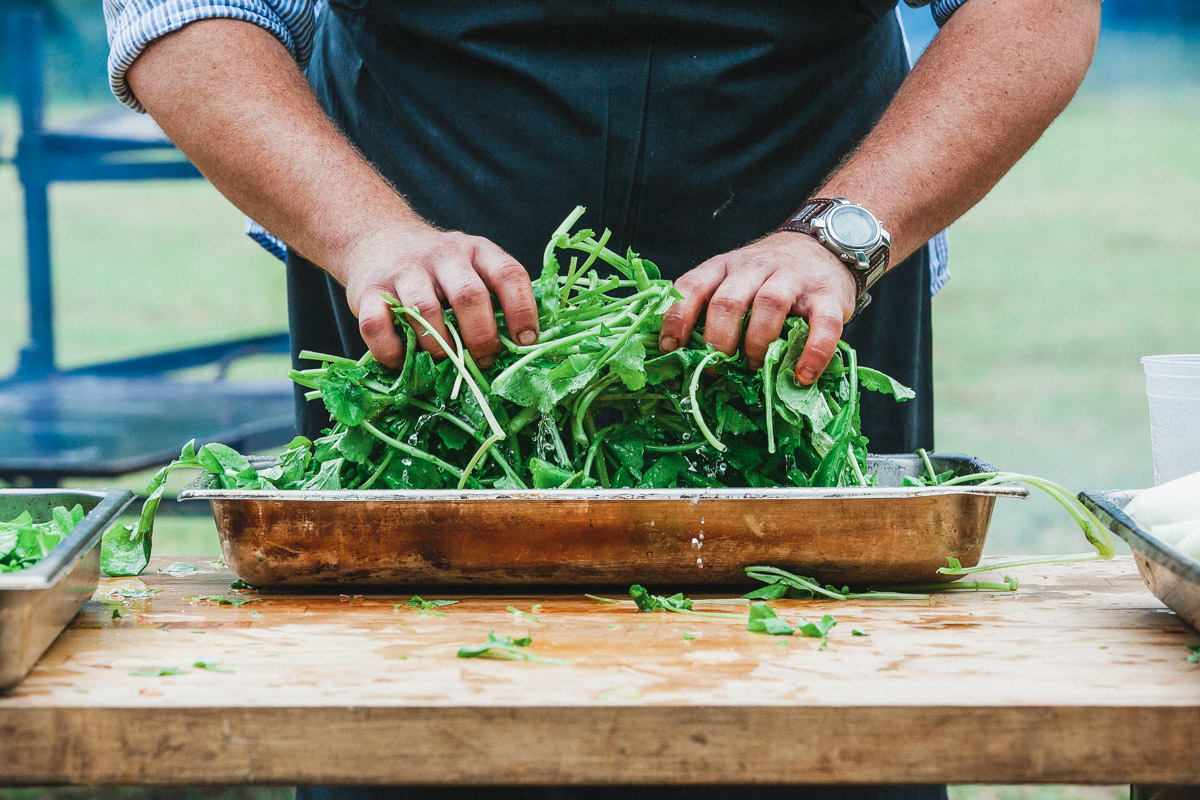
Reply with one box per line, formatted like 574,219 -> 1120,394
102,207 -> 915,575
1,504 -> 85,573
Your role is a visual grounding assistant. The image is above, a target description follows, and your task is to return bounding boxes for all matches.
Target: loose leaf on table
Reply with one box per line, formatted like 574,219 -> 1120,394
746,602 -> 794,636
130,667 -> 186,677
456,631 -> 571,665
796,614 -> 838,640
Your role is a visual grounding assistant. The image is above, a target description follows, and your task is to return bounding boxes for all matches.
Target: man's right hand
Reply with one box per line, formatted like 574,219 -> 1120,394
336,223 -> 539,370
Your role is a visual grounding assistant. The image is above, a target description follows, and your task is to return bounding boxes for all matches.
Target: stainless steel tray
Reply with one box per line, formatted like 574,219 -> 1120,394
1,488 -> 134,689
1080,489 -> 1200,631
179,453 -> 1025,588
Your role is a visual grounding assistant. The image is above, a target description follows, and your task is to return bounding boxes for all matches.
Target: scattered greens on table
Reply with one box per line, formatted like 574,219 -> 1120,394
99,206 -> 1115,580
1,504 -> 84,573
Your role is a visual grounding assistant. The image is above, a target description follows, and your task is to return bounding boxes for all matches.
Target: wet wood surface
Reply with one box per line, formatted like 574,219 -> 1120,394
1,556 -> 1198,786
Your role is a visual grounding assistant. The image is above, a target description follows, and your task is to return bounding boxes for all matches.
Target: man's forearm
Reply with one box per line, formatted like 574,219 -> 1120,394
127,19 -> 540,367
127,18 -> 415,273
820,0 -> 1101,262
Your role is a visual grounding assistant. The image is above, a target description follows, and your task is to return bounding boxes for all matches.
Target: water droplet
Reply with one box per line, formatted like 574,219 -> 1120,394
700,518 -> 705,525
695,557 -> 704,569
649,521 -> 655,527
691,537 -> 700,550
698,532 -> 704,541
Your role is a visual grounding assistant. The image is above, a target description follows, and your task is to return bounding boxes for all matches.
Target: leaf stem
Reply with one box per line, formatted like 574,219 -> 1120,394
688,350 -> 728,453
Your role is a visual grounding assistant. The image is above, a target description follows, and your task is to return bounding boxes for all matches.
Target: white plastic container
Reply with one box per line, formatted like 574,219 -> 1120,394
1142,354 -> 1200,484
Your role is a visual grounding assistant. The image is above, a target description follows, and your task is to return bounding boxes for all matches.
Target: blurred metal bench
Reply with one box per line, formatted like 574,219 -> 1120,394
1,9 -> 294,486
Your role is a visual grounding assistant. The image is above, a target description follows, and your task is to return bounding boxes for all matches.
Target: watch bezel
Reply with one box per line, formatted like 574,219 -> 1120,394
821,202 -> 884,257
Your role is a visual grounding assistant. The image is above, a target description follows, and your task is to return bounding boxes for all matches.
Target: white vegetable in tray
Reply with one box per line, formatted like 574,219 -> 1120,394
1147,520 -> 1200,546
1173,530 -> 1200,562
1124,469 -> 1200,563
1124,470 -> 1200,529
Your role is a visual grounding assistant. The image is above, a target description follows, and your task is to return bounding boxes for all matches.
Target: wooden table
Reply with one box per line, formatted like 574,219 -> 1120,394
1,557 -> 1198,787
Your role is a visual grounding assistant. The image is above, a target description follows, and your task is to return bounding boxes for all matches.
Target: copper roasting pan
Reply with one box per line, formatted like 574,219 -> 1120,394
0,488 -> 134,689
178,453 -> 1025,589
1079,489 -> 1200,632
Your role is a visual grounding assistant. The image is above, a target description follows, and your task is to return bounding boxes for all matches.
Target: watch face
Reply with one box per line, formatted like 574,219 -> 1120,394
826,205 -> 879,250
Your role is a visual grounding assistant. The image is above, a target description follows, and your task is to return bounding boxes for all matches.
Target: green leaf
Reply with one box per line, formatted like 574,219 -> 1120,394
746,602 -> 794,636
301,458 -> 344,491
193,660 -> 234,673
404,596 -> 459,616
130,667 -> 186,677
796,614 -> 838,639
856,366 -> 915,401
456,631 -> 571,665
101,484 -> 163,577
507,605 -> 541,624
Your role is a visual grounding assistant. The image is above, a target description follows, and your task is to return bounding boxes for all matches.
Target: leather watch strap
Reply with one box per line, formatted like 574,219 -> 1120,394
776,198 -> 877,303
778,198 -> 837,237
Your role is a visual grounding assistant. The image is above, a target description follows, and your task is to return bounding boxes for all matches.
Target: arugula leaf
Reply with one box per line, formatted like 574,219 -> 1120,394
796,614 -> 838,639
856,366 -> 916,401
404,596 -> 459,616
507,605 -> 541,623
746,602 -> 794,636
195,595 -> 259,607
1188,644 -> 1199,664
456,631 -> 571,665
130,667 -> 186,677
193,660 -> 234,673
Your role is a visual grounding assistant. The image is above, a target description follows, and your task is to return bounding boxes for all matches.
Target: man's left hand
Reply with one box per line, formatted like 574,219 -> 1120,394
657,232 -> 857,386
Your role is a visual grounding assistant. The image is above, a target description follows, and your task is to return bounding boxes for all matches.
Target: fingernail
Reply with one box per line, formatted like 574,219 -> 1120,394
748,359 -> 762,370
518,330 -> 537,346
798,368 -> 817,384
660,336 -> 678,352
479,355 -> 496,369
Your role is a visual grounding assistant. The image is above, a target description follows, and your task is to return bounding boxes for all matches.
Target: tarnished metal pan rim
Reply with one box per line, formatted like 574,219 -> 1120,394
180,485 -> 1028,502
0,488 -> 134,591
179,452 -> 1028,503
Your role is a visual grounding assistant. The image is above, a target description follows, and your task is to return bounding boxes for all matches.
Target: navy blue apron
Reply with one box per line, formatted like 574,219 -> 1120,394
286,0 -> 934,456
290,7 -> 943,797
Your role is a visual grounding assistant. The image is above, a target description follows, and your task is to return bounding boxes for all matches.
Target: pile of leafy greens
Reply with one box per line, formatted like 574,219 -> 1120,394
101,207 -> 915,576
2,504 -> 85,573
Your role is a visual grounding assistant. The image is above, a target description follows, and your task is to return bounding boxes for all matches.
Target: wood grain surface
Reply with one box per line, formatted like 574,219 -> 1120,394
1,557 -> 1198,786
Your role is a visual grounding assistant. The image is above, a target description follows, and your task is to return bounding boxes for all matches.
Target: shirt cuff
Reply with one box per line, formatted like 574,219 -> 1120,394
105,0 -> 315,112
931,0 -> 970,27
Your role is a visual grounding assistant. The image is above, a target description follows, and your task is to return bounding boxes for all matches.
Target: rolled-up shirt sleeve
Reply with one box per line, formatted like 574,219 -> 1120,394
904,0 -> 970,27
104,0 -> 316,112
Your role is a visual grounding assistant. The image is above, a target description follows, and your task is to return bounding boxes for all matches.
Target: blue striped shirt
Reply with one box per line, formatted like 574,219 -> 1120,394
104,0 -> 964,293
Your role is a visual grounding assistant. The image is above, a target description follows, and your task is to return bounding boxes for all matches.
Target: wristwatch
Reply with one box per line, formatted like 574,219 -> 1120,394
776,198 -> 891,320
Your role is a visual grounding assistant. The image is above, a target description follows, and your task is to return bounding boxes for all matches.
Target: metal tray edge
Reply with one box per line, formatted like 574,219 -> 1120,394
178,452 -> 1029,503
0,489 -> 135,591
1078,489 -> 1200,584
